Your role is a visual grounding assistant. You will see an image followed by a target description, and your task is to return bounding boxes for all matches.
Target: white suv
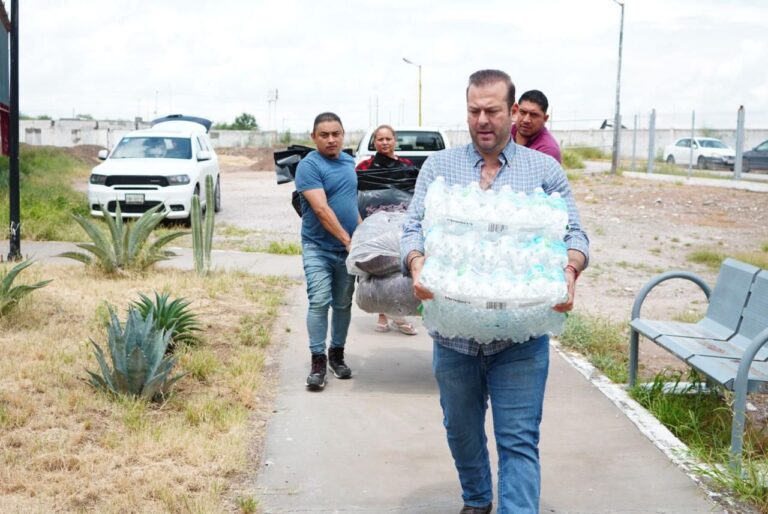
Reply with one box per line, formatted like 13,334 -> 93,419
354,126 -> 450,169
88,115 -> 220,221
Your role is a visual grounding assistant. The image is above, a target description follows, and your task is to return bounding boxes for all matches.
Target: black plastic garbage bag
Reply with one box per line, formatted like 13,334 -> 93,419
274,145 -> 314,184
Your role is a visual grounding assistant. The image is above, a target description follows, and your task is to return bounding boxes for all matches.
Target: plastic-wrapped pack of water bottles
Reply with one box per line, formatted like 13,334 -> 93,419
420,177 -> 569,343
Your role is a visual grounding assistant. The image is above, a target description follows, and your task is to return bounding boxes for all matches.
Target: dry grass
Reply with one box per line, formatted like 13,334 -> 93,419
0,264 -> 292,513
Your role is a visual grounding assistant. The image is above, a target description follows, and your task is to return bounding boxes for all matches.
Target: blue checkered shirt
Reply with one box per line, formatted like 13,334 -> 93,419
401,140 -> 590,356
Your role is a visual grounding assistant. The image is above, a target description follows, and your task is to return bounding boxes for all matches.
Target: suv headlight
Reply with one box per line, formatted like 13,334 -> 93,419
167,174 -> 191,185
89,173 -> 107,185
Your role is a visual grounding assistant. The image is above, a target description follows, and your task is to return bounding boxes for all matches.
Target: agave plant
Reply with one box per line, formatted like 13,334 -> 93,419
59,203 -> 188,274
131,291 -> 202,351
87,307 -> 187,401
0,259 -> 52,317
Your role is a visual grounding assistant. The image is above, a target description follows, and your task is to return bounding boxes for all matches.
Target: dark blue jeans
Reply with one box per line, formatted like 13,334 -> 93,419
433,336 -> 550,513
302,245 -> 356,355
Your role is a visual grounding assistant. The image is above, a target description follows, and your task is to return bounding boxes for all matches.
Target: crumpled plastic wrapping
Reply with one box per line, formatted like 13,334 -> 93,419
346,211 -> 405,277
355,274 -> 421,317
358,188 -> 412,219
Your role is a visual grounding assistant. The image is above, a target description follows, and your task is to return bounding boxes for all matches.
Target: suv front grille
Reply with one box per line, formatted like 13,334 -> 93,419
107,200 -> 164,214
105,175 -> 169,187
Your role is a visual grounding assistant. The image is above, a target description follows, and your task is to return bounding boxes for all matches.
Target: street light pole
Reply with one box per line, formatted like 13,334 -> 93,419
610,0 -> 624,175
402,57 -> 422,126
8,0 -> 20,260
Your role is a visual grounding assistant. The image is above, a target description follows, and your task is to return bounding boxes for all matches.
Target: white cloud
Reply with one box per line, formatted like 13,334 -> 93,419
16,0 -> 768,131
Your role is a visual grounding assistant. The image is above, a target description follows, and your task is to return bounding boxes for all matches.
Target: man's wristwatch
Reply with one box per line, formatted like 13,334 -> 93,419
564,264 -> 581,281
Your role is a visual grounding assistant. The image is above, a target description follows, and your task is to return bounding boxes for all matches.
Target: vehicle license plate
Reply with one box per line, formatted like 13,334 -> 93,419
125,193 -> 145,205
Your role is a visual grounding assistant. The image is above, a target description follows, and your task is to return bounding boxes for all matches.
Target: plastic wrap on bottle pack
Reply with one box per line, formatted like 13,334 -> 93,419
420,177 -> 570,343
355,274 -> 421,317
346,211 -> 405,277
424,177 -> 568,240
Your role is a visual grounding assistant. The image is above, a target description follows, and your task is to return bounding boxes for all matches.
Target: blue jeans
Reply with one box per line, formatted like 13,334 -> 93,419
302,245 -> 356,355
433,336 -> 550,514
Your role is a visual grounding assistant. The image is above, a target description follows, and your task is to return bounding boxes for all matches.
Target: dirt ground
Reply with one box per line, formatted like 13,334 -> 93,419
572,174 -> 767,377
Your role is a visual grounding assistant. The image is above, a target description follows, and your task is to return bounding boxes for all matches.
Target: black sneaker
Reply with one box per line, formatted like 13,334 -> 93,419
459,504 -> 492,514
306,353 -> 327,391
328,346 -> 352,379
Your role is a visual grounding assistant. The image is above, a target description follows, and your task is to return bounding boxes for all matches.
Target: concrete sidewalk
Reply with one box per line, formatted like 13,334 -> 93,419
255,287 -> 719,513
4,240 -> 304,279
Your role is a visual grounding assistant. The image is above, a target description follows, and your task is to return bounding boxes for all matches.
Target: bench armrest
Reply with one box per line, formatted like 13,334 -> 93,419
630,271 -> 712,320
731,327 -> 768,468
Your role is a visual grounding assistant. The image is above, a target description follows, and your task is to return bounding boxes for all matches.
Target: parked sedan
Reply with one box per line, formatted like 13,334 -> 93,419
742,139 -> 768,173
663,137 -> 735,170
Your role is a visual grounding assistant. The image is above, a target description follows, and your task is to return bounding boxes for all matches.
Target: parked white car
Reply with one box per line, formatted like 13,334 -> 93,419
88,115 -> 220,222
663,137 -> 735,170
354,126 -> 450,169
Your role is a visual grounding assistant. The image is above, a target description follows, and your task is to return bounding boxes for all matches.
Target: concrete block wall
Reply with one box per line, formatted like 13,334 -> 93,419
17,119 -> 768,159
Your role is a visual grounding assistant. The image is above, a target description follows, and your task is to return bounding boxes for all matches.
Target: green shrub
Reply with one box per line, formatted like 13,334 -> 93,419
131,291 -> 202,351
59,203 -> 188,274
686,249 -> 725,269
558,312 -> 628,383
0,146 -> 90,240
561,150 -> 585,170
0,260 -> 52,317
87,307 -> 186,401
565,146 -> 608,160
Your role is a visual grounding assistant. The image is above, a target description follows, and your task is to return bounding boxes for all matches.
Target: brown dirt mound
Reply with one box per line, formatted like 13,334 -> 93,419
216,147 -> 277,172
67,145 -> 105,166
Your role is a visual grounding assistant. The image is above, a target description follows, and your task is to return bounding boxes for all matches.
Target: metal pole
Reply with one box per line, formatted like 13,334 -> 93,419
733,106 -> 745,181
687,110 -> 695,178
8,0 -> 20,261
403,57 -> 423,127
417,64 -> 422,127
610,0 -> 624,174
646,108 -> 656,174
631,114 -> 637,171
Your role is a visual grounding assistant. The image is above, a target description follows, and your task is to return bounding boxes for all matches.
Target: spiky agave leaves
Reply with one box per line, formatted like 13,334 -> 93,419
87,307 -> 187,401
131,291 -> 203,351
59,203 -> 188,274
0,259 -> 53,317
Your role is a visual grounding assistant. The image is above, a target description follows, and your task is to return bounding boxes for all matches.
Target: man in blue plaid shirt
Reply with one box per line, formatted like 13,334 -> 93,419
401,70 -> 589,514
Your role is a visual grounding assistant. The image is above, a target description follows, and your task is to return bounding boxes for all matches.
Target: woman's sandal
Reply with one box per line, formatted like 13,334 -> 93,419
375,320 -> 391,332
392,320 -> 418,336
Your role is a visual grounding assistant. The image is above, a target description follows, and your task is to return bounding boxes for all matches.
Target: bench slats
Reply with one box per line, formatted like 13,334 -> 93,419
687,355 -> 768,393
656,334 -> 768,362
706,259 -> 761,332
740,272 -> 768,340
630,318 -> 731,341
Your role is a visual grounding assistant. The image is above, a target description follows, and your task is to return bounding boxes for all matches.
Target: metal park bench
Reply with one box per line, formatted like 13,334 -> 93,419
628,258 -> 768,467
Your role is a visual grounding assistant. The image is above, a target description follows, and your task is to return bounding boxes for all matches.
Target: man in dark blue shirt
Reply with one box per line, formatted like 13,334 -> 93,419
295,112 -> 361,391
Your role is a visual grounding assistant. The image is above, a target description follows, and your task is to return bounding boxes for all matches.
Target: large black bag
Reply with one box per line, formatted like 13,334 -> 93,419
356,153 -> 419,218
274,146 -> 355,217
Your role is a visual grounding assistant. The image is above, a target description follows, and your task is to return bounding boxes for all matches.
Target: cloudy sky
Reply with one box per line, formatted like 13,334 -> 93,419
18,0 -> 768,132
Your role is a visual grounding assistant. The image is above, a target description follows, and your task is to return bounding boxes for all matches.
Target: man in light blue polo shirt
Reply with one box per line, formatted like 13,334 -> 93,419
295,112 -> 361,391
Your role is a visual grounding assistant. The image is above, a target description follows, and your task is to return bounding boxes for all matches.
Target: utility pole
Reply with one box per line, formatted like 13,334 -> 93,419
8,0 -> 20,261
610,0 -> 624,174
402,57 -> 422,126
